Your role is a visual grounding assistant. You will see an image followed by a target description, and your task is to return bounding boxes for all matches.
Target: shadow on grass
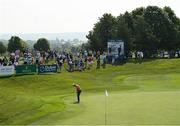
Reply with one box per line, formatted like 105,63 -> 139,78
107,58 -> 158,66
38,73 -> 60,75
14,73 -> 37,77
0,75 -> 13,79
127,58 -> 157,64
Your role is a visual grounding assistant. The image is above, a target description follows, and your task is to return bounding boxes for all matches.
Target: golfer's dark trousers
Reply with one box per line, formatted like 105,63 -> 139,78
77,90 -> 82,103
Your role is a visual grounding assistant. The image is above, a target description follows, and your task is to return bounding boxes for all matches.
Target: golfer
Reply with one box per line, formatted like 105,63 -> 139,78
73,83 -> 82,103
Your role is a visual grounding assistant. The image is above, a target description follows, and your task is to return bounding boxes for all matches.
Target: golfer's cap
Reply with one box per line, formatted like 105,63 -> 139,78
72,83 -> 76,86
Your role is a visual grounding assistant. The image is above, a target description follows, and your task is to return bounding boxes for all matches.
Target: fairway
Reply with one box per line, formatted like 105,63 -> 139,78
1,59 -> 180,125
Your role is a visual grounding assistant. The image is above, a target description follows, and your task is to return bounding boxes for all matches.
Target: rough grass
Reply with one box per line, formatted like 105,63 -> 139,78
1,59 -> 180,125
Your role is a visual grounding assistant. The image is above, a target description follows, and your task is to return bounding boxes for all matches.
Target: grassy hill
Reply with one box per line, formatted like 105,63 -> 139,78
1,59 -> 180,125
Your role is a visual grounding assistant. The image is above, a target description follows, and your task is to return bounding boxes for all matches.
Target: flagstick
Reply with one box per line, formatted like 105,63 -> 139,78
105,94 -> 107,125
105,90 -> 108,125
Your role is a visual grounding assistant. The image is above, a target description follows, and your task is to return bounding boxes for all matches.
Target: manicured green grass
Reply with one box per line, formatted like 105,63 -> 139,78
1,59 -> 180,125
48,91 -> 180,125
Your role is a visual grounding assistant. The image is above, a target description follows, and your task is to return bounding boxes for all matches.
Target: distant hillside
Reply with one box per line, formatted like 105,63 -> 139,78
0,32 -> 88,41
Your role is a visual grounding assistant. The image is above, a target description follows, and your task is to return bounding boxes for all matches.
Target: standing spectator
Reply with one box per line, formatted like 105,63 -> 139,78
35,51 -> 41,64
0,57 -> 2,66
108,47 -> 111,54
96,54 -> 100,69
10,53 -> 15,65
87,55 -> 93,69
93,51 -> 97,58
56,55 -> 63,72
68,59 -> 74,72
118,45 -> 121,56
84,57 -> 87,69
76,57 -> 83,71
3,56 -> 8,66
84,50 -> 88,58
102,52 -> 106,68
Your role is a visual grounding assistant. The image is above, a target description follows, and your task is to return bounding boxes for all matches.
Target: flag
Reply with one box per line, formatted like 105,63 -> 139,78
105,90 -> 108,96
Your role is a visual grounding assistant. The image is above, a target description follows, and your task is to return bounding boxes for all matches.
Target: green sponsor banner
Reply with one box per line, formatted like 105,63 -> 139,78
16,65 -> 37,74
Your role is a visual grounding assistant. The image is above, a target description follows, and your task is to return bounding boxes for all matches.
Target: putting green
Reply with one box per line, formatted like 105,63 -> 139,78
31,91 -> 180,125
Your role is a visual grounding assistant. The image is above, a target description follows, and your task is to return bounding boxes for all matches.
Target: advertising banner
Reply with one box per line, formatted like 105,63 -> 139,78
0,66 -> 15,76
16,65 -> 37,74
38,64 -> 57,73
108,40 -> 124,56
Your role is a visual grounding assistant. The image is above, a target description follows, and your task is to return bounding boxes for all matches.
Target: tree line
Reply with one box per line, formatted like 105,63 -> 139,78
0,36 -> 50,55
0,36 -> 81,55
86,6 -> 180,58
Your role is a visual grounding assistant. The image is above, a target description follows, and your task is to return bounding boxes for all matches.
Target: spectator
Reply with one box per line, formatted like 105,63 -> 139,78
3,56 -> 8,66
96,54 -> 100,69
102,52 -> 106,68
87,55 -> 93,69
0,57 -> 2,66
68,59 -> 74,72
56,55 -> 63,72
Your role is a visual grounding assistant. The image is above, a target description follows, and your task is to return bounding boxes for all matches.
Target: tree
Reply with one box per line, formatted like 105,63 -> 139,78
81,42 -> 90,51
0,42 -> 6,55
86,6 -> 180,58
163,6 -> 179,26
144,6 -> 176,51
133,16 -> 160,57
34,38 -> 50,52
131,7 -> 145,19
8,36 -> 27,52
86,13 -> 116,51
163,6 -> 180,53
123,12 -> 134,29
116,15 -> 133,56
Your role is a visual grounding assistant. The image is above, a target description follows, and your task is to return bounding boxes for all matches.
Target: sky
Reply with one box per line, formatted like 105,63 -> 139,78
0,0 -> 180,33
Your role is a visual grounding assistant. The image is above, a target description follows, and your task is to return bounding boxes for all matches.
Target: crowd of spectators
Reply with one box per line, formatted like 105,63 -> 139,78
0,48 -> 107,72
